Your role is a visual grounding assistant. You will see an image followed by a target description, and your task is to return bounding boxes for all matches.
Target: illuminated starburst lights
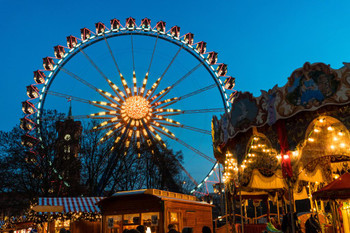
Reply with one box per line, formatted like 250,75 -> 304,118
90,73 -> 181,152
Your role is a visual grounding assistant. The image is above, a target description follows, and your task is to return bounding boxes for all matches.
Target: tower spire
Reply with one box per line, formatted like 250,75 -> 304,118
67,98 -> 72,120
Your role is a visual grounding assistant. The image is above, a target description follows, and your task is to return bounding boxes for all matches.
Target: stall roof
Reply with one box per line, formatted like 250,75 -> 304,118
313,172 -> 350,200
106,189 -> 213,206
34,197 -> 104,214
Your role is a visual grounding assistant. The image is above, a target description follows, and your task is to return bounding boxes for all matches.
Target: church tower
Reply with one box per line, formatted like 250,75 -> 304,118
55,104 -> 83,196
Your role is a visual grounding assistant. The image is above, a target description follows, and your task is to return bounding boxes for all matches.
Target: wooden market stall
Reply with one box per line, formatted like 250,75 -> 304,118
31,197 -> 103,233
98,189 -> 213,233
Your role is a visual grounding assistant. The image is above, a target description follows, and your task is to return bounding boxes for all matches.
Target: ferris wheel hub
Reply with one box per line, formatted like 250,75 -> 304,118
123,96 -> 150,120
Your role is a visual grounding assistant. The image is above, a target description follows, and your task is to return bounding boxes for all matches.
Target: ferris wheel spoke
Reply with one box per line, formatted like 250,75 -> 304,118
59,67 -> 99,90
151,63 -> 204,104
131,34 -> 136,72
96,89 -> 122,105
158,122 -> 211,135
179,83 -> 217,100
170,63 -> 203,89
158,108 -> 225,116
140,34 -> 159,96
140,72 -> 149,96
150,86 -> 172,104
87,116 -> 115,120
151,126 -> 199,186
153,84 -> 218,111
46,91 -> 122,113
132,71 -> 137,95
153,115 -> 180,125
78,47 -> 127,98
92,121 -> 121,132
152,126 -> 215,163
98,126 -> 130,193
107,79 -> 126,101
146,45 -> 183,99
141,120 -> 166,148
103,36 -> 122,75
46,91 -> 90,104
99,125 -> 123,145
147,33 -> 159,75
176,160 -> 199,186
92,118 -> 121,131
153,97 -> 179,109
78,48 -> 110,84
89,110 -> 119,117
151,122 -> 176,138
119,73 -> 132,97
91,101 -> 118,111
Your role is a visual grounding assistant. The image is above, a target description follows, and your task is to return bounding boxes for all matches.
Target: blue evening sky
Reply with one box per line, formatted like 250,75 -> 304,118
1,0 -> 350,184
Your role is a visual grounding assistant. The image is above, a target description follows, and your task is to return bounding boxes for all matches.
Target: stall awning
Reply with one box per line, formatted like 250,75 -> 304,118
313,173 -> 350,200
36,197 -> 104,213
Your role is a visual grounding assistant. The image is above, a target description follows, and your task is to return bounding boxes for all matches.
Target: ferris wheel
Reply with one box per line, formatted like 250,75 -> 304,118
20,17 -> 237,193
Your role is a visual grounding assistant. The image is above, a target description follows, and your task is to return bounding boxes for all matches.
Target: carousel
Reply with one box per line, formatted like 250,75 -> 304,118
212,62 -> 350,233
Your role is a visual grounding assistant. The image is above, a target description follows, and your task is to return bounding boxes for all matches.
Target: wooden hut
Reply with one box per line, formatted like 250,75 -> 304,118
98,189 -> 213,233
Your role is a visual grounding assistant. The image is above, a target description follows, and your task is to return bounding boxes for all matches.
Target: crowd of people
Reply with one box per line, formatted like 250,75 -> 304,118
118,224 -> 212,233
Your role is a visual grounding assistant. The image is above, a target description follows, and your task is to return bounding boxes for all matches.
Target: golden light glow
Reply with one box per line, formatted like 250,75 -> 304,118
123,96 -> 150,120
89,71 -> 184,154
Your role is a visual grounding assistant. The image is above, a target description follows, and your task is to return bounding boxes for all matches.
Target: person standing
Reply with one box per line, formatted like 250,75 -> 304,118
167,224 -> 179,233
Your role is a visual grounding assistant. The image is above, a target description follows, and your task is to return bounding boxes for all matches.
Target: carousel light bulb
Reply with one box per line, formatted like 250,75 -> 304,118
327,126 -> 334,131
338,131 -> 344,136
340,143 -> 345,148
330,145 -> 335,150
333,137 -> 338,141
308,138 -> 314,142
314,128 -> 320,133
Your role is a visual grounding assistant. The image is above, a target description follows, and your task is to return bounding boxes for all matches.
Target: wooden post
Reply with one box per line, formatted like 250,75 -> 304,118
266,198 -> 270,223
288,181 -> 295,233
276,192 -> 280,225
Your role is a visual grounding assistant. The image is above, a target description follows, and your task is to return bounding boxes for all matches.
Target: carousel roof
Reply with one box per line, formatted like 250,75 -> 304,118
312,172 -> 350,200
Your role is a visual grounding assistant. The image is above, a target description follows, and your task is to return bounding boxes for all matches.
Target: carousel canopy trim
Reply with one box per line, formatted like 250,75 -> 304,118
36,197 -> 104,214
212,62 -> 350,143
247,169 -> 287,190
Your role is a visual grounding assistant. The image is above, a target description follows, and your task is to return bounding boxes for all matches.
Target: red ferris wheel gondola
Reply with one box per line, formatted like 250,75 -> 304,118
26,85 -> 39,99
224,76 -> 236,90
54,45 -> 65,59
21,134 -> 39,148
66,36 -> 78,49
156,21 -> 166,33
33,70 -> 46,84
184,33 -> 194,45
95,22 -> 106,34
196,41 -> 207,54
141,18 -> 151,30
43,57 -> 54,71
207,52 -> 218,65
110,19 -> 121,31
217,64 -> 227,76
80,28 -> 91,41
170,26 -> 180,38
